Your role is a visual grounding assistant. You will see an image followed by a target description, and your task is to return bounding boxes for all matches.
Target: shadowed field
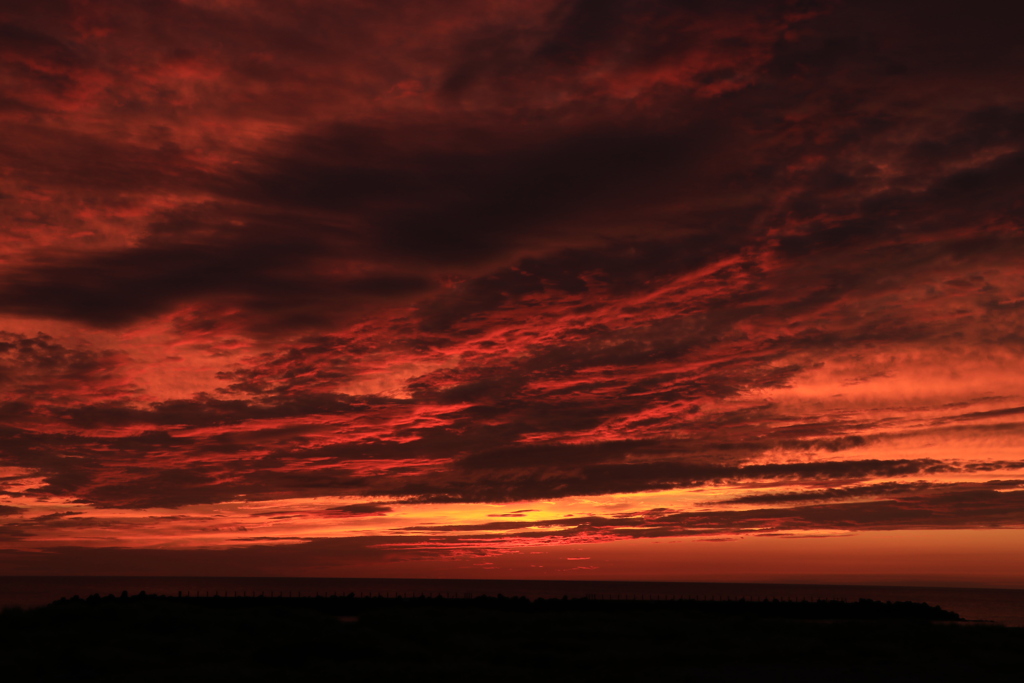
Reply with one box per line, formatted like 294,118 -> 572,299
2,593 -> 1020,682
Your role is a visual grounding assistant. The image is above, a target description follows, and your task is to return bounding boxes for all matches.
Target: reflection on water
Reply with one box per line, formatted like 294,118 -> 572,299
1,577 -> 1022,627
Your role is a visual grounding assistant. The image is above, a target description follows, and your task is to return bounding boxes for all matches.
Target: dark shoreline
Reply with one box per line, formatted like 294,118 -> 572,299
6,576 -> 1023,625
50,591 -> 969,621
3,592 -> 1021,682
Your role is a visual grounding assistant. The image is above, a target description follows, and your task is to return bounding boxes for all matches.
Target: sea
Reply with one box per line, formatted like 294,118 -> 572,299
1,577 -> 1022,627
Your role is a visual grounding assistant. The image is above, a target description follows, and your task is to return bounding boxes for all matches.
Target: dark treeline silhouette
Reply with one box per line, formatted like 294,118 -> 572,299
54,590 -> 963,621
2,590 -> 1019,682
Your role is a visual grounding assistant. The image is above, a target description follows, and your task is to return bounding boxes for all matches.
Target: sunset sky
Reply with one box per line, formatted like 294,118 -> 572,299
2,0 -> 1023,585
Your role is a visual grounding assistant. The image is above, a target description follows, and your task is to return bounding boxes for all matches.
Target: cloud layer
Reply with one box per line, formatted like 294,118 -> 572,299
1,0 -> 1023,577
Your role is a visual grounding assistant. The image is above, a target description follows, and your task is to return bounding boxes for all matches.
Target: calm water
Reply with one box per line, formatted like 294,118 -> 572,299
2,577 -> 1022,627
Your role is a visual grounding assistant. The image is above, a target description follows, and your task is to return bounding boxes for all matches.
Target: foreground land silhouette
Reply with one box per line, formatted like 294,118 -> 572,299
2,592 -> 1021,682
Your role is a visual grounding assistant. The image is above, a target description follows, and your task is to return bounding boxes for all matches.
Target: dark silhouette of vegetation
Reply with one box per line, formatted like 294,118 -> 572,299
116,591 -> 965,620
0,592 -> 1019,682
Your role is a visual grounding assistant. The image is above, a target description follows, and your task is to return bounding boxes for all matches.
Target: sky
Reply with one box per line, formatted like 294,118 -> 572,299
1,0 -> 1023,585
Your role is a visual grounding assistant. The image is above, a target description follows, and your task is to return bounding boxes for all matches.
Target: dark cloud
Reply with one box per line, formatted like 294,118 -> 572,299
487,509 -> 538,518
634,487 -> 1024,536
59,392 -> 391,430
0,332 -> 123,389
457,441 -> 641,470
82,468 -> 234,510
0,226 -> 433,329
396,459 -> 952,505
941,405 -> 1024,423
721,481 -> 937,505
323,503 -> 393,517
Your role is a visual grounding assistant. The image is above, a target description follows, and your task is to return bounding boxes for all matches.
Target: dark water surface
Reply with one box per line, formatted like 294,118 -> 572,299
2,576 -> 1022,626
